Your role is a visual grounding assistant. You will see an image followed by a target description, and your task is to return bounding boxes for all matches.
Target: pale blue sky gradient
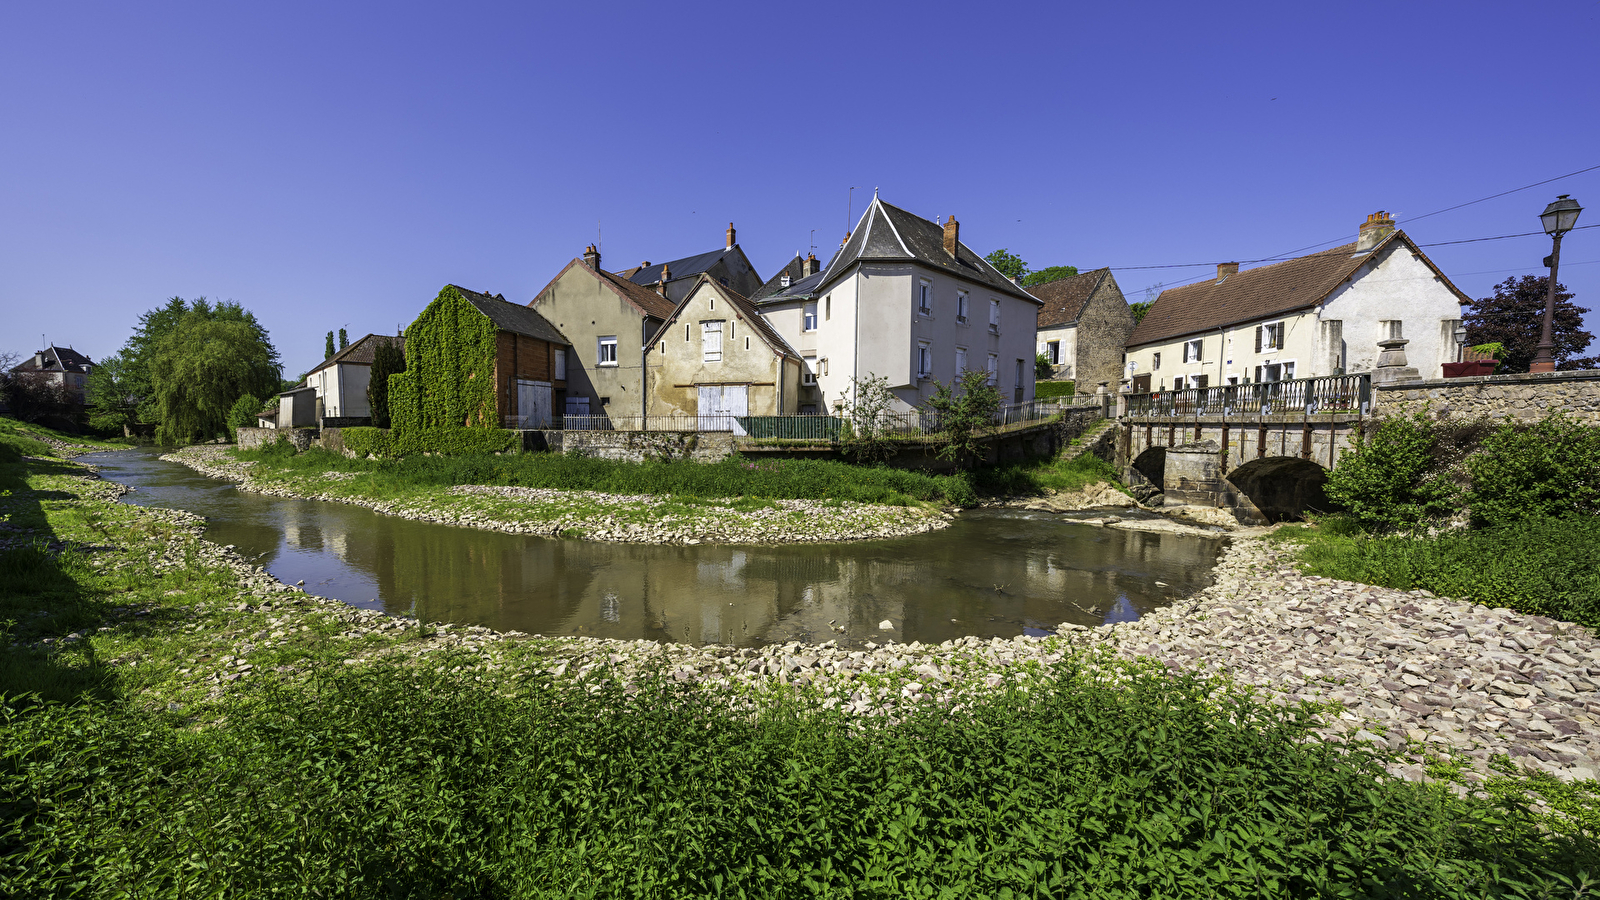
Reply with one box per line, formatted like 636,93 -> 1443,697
4,1 -> 1599,376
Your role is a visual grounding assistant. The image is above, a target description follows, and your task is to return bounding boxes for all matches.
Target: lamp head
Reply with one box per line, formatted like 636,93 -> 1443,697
1541,194 -> 1583,236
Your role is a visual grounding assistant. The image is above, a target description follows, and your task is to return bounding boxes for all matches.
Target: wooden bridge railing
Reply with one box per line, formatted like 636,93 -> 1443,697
1123,374 -> 1371,419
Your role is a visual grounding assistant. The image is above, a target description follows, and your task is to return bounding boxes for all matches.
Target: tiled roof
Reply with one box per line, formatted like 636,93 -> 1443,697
305,334 -> 404,376
451,286 -> 570,345
596,269 -> 678,319
818,198 -> 1040,304
651,276 -> 800,360
10,346 -> 94,374
1028,269 -> 1106,328
623,247 -> 732,288
1126,236 -> 1434,347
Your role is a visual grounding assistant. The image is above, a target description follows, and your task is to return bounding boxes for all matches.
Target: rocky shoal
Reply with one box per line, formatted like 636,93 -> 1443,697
162,445 -> 950,545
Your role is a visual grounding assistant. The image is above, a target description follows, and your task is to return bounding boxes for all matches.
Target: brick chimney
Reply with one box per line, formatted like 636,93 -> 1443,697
582,244 -> 601,270
726,222 -> 736,248
1356,211 -> 1395,253
802,252 -> 819,276
1217,262 -> 1239,281
656,262 -> 670,296
942,215 -> 960,257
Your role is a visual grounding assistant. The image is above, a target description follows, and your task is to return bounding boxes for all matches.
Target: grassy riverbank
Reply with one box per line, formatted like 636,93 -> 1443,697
3,429 -> 1599,894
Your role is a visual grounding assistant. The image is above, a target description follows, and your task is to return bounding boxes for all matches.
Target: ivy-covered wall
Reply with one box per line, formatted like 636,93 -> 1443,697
390,286 -> 500,431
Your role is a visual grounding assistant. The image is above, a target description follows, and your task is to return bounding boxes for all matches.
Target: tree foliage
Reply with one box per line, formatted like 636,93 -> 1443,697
1022,265 -> 1079,287
147,303 -> 281,444
86,351 -> 141,433
981,250 -> 1077,287
838,375 -> 899,465
1129,301 -> 1153,325
1467,414 -> 1600,528
924,370 -> 1001,469
1463,275 -> 1596,372
226,394 -> 262,441
367,338 -> 405,429
338,328 -> 349,351
0,374 -> 81,426
325,331 -> 336,360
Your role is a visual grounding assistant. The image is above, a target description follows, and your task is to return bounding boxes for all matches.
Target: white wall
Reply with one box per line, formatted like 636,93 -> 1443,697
1320,242 -> 1464,379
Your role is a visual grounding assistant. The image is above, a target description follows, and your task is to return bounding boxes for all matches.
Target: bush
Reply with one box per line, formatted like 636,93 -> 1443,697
1324,414 -> 1459,533
1296,516 -> 1600,627
341,426 -> 392,459
1468,414 -> 1600,528
225,394 -> 260,441
1034,353 -> 1054,379
392,427 -> 517,457
1034,381 -> 1076,400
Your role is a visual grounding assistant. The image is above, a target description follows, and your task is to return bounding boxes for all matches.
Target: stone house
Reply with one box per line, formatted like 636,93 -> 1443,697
530,249 -> 679,424
608,223 -> 765,304
644,275 -> 802,428
758,196 -> 1043,413
8,346 -> 94,404
301,333 -> 404,424
1026,268 -> 1134,390
1123,212 -> 1470,392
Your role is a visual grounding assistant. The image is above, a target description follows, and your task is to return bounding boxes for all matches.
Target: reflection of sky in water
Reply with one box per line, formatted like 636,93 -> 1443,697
88,448 -> 1224,648
1103,595 -> 1140,624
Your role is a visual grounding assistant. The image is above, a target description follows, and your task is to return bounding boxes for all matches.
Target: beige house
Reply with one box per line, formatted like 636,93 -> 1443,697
645,276 -> 802,428
1026,268 -> 1135,389
1124,212 -> 1470,392
301,333 -> 404,423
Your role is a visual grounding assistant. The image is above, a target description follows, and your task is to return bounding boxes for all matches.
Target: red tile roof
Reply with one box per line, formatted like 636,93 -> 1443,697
1028,269 -> 1107,328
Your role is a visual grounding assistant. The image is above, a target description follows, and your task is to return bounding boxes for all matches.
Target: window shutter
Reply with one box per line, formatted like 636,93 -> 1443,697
1254,326 -> 1263,353
1196,340 -> 1202,361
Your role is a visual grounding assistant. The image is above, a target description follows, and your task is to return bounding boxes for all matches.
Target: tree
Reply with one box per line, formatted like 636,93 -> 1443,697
96,297 -> 276,428
149,308 -> 282,444
984,249 -> 1028,281
0,373 -> 81,426
924,370 -> 1001,469
338,328 -> 349,351
1021,265 -> 1079,287
225,394 -> 262,441
1463,275 -> 1596,373
325,331 -> 336,360
1129,301 -> 1152,324
87,350 -> 142,434
838,375 -> 899,464
1035,353 -> 1055,379
367,338 -> 405,429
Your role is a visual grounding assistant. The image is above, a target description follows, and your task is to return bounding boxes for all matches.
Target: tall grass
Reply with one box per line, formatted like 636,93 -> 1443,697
4,657 -> 1591,897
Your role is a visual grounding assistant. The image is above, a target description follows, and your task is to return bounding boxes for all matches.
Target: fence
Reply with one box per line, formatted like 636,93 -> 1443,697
1123,374 -> 1371,418
505,399 -> 1072,442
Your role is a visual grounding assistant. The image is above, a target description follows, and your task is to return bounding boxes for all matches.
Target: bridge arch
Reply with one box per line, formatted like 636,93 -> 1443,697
1225,456 -> 1334,523
1130,446 -> 1166,490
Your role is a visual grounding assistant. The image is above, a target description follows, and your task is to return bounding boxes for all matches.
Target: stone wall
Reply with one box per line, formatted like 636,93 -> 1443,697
236,427 -> 316,452
1375,370 -> 1600,424
562,430 -> 738,463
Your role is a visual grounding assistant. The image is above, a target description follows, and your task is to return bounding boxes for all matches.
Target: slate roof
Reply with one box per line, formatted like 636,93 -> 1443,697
450,286 -> 570,345
752,268 -> 827,305
10,346 -> 93,374
751,255 -> 806,301
650,276 -> 800,361
1125,231 -> 1470,347
1028,269 -> 1107,329
622,247 -> 733,288
305,334 -> 405,376
817,198 -> 1040,304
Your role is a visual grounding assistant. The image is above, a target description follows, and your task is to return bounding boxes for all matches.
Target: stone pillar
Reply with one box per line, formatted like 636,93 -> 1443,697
1371,338 -> 1421,386
1164,440 -> 1224,507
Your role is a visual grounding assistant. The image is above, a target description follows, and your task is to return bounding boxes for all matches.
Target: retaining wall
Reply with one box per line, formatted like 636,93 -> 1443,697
1375,370 -> 1600,424
236,427 -> 317,452
561,430 -> 738,463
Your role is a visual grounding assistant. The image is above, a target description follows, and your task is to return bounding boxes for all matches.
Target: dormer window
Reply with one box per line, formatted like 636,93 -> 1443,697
780,273 -> 791,287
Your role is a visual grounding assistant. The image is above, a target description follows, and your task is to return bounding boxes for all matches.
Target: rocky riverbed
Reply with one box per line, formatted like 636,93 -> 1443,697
163,445 -> 951,545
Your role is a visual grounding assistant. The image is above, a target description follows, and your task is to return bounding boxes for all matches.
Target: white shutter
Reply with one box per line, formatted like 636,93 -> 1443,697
702,321 -> 722,362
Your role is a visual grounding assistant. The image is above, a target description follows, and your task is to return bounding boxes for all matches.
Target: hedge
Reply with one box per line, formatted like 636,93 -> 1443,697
341,426 -> 392,459
393,427 -> 517,456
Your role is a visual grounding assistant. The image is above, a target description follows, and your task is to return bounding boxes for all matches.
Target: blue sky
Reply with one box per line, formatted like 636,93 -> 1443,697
4,1 -> 1599,377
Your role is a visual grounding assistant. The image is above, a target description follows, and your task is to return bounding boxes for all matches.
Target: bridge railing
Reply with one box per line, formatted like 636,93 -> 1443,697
1124,373 -> 1371,418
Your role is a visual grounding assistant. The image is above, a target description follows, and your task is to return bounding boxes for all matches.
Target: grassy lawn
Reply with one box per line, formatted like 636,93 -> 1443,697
2,424 -> 1597,894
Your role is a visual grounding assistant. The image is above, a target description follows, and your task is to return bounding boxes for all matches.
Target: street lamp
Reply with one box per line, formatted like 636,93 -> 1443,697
1531,194 -> 1583,373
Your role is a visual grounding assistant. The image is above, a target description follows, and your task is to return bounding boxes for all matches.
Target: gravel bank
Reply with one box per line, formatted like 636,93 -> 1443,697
163,445 -> 950,545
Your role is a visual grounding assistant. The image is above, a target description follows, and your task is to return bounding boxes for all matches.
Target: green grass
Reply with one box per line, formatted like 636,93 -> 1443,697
0,416 -> 122,459
972,450 -> 1125,498
1275,515 -> 1600,627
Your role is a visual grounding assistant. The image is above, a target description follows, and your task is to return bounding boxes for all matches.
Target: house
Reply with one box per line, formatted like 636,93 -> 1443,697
529,247 -> 681,424
8,346 -> 94,404
758,195 -> 1043,412
446,286 -> 571,429
1026,268 -> 1135,389
301,333 -> 405,424
644,275 -> 802,428
609,223 -> 765,304
1123,212 -> 1470,392
750,253 -> 826,413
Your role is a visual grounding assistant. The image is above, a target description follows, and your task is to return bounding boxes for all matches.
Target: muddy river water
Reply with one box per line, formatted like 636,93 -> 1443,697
88,449 -> 1225,647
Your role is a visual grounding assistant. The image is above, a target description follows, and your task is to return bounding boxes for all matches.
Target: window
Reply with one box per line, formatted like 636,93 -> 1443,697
1183,339 -> 1203,363
824,295 -> 831,320
1173,376 -> 1185,391
1282,361 -> 1296,380
803,302 -> 817,331
955,346 -> 968,373
919,280 -> 932,314
989,299 -> 1001,333
1045,340 -> 1060,365
555,348 -> 567,380
597,336 -> 617,366
800,404 -> 817,415
1380,319 -> 1403,339
1255,321 -> 1284,352
986,353 -> 998,386
802,356 -> 816,385
1014,358 -> 1024,389
780,273 -> 791,287
685,324 -> 690,342
701,321 -> 723,362
1152,351 -> 1161,370
659,341 -> 665,353
918,342 -> 932,379
956,291 -> 969,323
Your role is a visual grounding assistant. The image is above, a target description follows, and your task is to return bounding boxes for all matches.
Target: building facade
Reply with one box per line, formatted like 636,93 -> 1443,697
1027,267 -> 1135,390
645,276 -> 802,426
301,333 -> 404,422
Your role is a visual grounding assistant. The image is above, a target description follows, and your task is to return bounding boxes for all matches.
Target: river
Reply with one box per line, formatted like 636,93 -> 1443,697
86,448 -> 1225,647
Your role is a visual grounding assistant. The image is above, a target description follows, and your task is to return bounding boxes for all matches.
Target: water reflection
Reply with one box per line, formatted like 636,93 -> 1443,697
89,449 -> 1224,647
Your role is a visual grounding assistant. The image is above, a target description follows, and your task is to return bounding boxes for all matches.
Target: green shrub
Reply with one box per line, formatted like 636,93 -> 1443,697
1467,414 -> 1600,528
224,393 -> 260,441
1324,414 -> 1459,533
392,427 -> 517,457
3,659 -> 1591,896
341,426 -> 392,459
1296,516 -> 1600,627
1034,380 -> 1076,400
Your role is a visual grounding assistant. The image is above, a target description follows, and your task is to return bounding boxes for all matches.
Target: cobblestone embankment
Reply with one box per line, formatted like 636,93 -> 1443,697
163,445 -> 950,545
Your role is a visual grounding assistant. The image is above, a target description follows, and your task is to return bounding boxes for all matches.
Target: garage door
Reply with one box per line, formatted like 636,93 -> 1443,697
696,384 -> 749,432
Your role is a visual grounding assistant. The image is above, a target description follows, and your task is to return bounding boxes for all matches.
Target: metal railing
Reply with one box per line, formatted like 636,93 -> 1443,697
1123,374 -> 1371,418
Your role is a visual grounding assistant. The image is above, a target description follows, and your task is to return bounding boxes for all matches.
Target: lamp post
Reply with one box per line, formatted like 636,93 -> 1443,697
1453,323 -> 1468,363
1531,194 -> 1583,373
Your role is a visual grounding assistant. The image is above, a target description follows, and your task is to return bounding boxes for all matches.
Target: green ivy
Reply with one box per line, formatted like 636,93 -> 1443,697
341,426 -> 392,459
390,286 -> 500,432
393,427 -> 517,456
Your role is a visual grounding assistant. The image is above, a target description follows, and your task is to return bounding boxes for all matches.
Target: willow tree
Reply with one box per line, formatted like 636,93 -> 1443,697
149,308 -> 281,444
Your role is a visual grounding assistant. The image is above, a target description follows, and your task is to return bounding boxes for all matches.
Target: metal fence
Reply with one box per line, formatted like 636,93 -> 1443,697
1123,374 -> 1371,418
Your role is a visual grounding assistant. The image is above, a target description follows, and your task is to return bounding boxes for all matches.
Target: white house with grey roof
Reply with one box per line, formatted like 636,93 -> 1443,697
757,196 -> 1043,413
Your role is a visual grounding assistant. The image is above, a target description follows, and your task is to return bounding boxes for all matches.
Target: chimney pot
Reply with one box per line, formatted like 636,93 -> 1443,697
657,262 -> 671,295
726,222 -> 736,248
942,215 -> 960,257
1356,210 -> 1395,252
803,252 -> 818,277
1216,262 -> 1240,281
582,244 -> 601,270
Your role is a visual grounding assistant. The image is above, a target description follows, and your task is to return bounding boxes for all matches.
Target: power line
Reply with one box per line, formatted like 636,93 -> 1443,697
1400,163 -> 1600,225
